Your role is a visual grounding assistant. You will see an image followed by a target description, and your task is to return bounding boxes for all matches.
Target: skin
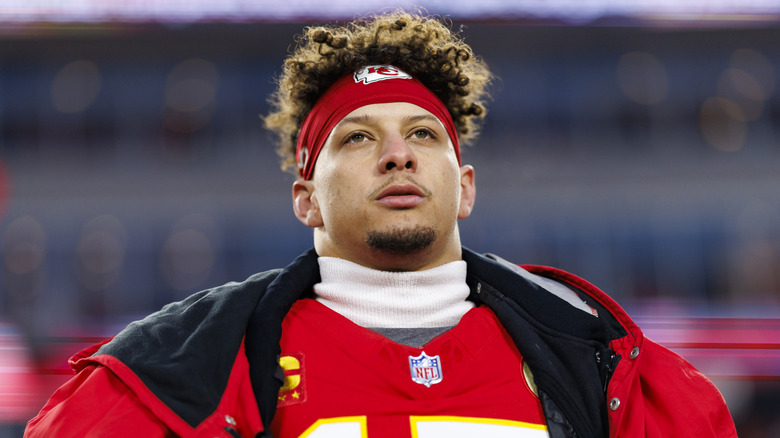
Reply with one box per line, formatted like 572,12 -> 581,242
292,102 -> 476,272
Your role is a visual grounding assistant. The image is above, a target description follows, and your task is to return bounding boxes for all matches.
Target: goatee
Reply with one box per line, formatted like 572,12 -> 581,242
366,226 -> 437,254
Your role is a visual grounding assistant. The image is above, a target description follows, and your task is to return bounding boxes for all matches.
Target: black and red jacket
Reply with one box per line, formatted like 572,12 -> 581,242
25,248 -> 736,437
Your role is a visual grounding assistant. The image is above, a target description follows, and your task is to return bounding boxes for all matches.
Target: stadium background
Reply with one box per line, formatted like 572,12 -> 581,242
0,2 -> 779,436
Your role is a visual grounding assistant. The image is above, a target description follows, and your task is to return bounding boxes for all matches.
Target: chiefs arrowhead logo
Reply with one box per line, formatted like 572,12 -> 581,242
354,65 -> 412,84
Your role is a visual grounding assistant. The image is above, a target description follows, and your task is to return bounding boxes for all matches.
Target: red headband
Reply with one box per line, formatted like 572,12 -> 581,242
295,65 -> 460,180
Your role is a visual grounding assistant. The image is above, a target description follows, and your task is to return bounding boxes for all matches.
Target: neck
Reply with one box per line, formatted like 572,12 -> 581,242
313,256 -> 474,328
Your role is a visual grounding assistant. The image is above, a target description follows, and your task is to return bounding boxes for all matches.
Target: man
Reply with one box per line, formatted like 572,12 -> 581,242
25,11 -> 736,438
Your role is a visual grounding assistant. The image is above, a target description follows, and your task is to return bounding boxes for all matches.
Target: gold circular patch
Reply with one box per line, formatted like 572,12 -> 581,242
523,360 -> 539,398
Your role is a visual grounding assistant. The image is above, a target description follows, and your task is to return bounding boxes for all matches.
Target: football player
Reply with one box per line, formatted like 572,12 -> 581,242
26,10 -> 736,438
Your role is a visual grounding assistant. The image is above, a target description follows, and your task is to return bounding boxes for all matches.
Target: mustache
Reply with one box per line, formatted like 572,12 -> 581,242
368,176 -> 432,199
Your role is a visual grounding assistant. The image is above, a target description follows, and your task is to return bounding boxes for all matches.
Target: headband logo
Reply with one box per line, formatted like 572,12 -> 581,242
297,147 -> 309,173
354,65 -> 412,85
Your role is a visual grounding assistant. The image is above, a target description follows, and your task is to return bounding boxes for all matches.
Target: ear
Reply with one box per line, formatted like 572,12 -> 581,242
292,179 -> 324,228
457,165 -> 476,219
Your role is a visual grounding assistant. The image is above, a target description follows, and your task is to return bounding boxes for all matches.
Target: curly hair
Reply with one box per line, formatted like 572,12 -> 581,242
263,10 -> 494,175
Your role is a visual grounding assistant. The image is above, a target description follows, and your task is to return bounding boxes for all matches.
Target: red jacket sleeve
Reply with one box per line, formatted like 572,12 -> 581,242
25,339 -> 263,438
608,335 -> 737,438
24,364 -> 173,438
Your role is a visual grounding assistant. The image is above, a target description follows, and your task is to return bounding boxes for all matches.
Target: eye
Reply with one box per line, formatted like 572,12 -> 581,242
411,129 -> 435,140
345,132 -> 369,144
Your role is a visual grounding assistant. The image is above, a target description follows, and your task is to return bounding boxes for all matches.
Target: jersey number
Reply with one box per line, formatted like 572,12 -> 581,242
298,415 -> 548,438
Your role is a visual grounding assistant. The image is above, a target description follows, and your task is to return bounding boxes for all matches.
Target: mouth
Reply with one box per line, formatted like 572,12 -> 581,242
374,183 -> 427,208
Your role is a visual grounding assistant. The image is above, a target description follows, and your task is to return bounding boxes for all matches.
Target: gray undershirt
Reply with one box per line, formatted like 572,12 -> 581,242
370,326 -> 454,347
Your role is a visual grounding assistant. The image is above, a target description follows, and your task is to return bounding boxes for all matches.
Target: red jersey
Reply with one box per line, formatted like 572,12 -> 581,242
271,298 -> 549,438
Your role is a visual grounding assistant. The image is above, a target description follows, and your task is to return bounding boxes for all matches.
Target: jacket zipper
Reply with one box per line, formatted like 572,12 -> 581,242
595,348 -> 620,394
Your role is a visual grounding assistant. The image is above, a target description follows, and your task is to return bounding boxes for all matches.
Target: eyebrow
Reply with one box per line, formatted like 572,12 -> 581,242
337,113 -> 442,127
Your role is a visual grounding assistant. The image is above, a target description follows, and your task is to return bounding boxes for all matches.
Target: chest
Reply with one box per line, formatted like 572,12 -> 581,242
270,299 -> 548,438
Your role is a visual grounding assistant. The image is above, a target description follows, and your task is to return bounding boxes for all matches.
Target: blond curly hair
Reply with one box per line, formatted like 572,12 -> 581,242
263,10 -> 494,175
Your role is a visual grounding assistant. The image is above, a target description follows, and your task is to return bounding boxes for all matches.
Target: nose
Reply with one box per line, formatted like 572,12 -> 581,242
378,134 -> 417,173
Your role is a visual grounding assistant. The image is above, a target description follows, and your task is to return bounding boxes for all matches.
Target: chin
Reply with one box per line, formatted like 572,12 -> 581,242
365,226 -> 437,255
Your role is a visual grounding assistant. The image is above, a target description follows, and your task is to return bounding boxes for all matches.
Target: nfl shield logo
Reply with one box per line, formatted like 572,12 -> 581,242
408,352 -> 443,387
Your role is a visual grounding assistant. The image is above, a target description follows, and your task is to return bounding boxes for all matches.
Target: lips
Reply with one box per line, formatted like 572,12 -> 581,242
375,183 -> 427,208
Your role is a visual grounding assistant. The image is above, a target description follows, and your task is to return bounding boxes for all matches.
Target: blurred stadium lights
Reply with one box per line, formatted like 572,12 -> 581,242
0,0 -> 778,25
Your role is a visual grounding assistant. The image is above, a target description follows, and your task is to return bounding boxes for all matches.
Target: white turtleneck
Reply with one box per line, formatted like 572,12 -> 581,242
314,256 -> 475,330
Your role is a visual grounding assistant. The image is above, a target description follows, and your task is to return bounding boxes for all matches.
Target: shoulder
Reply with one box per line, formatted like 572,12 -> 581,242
104,268 -> 283,351
526,263 -> 737,436
464,248 -> 632,339
463,248 -> 736,435
609,337 -> 737,436
158,268 -> 283,317
24,364 -> 175,437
